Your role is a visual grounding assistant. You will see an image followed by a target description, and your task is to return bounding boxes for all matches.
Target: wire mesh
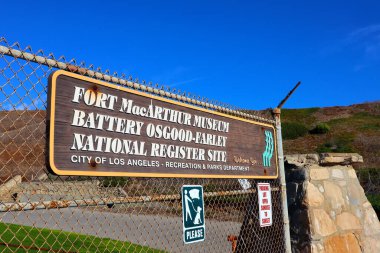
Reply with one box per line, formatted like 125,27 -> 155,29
0,38 -> 285,252
357,168 -> 380,220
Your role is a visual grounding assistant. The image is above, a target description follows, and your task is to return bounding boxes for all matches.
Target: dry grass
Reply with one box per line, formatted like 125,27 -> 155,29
281,102 -> 380,168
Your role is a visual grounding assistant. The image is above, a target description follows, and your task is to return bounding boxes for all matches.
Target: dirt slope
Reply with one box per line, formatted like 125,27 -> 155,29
280,102 -> 380,168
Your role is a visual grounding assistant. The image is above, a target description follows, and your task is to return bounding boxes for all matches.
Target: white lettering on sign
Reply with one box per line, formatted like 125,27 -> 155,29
257,182 -> 273,227
186,228 -> 204,240
69,86 -> 230,164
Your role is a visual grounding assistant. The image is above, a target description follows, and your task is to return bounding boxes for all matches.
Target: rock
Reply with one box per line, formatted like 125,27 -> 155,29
363,202 -> 372,208
304,183 -> 324,207
285,155 -> 306,167
306,154 -> 320,163
362,238 -> 380,253
0,175 -> 22,194
311,243 -> 318,253
320,153 -> 363,165
311,243 -> 324,253
347,169 -> 357,179
311,209 -> 337,236
331,168 -> 344,179
316,243 -> 324,252
336,212 -> 361,230
323,181 -> 345,211
285,153 -> 380,253
310,165 -> 330,180
323,233 -> 361,253
363,207 -> 380,236
346,181 -> 365,206
330,211 -> 336,220
37,173 -> 48,181
353,208 -> 363,220
337,181 -> 347,187
286,154 -> 319,166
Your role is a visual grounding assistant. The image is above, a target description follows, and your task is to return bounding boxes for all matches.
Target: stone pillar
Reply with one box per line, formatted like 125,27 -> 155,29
285,153 -> 380,253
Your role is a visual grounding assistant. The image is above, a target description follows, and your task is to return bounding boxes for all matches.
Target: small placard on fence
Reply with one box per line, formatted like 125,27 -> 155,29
181,185 -> 205,244
257,182 -> 273,227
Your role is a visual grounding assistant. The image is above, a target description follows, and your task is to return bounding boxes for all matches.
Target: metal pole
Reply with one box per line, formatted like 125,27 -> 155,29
273,107 -> 292,253
277,81 -> 301,109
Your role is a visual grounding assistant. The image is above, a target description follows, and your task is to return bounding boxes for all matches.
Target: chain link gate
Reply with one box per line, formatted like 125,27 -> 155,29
0,38 -> 286,253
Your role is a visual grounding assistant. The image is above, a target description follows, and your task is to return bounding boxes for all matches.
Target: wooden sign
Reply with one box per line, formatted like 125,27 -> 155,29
47,70 -> 278,178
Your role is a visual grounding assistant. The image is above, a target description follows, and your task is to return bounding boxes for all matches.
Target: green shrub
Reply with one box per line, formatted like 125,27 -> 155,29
101,177 -> 128,187
317,142 -> 353,153
310,123 -> 330,134
360,123 -> 380,131
356,168 -> 380,219
282,107 -> 319,122
367,194 -> 380,209
281,122 -> 308,140
356,168 -> 380,180
366,194 -> 380,219
316,134 -> 355,153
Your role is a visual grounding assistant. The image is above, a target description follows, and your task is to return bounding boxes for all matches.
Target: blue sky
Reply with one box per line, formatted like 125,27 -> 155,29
2,0 -> 379,109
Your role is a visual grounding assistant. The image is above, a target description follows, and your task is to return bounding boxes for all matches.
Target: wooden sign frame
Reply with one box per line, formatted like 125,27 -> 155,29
47,70 -> 278,178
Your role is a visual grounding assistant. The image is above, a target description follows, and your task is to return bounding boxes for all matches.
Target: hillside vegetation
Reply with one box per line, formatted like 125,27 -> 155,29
0,102 -> 379,181
280,102 -> 380,169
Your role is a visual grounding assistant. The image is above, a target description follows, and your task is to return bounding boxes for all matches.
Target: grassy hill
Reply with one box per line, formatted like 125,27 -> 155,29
279,102 -> 380,169
279,102 -> 380,217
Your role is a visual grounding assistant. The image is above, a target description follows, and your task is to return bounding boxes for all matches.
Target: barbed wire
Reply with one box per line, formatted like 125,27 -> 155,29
0,37 -> 275,124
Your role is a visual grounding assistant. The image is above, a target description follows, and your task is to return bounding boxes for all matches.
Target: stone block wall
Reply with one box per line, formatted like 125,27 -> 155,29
285,153 -> 380,253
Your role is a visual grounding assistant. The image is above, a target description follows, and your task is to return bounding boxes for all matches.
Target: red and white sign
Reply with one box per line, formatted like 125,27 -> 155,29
257,182 -> 273,227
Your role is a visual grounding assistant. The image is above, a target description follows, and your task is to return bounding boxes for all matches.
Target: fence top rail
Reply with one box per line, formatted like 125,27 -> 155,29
0,37 -> 275,124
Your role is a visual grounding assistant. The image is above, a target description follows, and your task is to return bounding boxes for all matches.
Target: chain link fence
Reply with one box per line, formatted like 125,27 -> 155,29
0,38 -> 286,252
357,168 -> 380,219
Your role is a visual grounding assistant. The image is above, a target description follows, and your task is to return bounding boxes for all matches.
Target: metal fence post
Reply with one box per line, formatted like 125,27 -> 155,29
273,108 -> 292,253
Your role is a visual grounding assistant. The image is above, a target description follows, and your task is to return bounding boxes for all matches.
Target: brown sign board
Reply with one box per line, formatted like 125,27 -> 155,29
47,70 -> 278,178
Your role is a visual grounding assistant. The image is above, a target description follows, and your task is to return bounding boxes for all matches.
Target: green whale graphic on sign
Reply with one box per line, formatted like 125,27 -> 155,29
262,130 -> 274,167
